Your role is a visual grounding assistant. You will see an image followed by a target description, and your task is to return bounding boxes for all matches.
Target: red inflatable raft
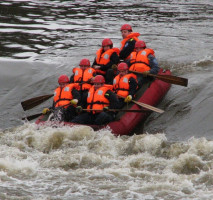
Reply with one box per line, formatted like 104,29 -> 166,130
36,69 -> 171,136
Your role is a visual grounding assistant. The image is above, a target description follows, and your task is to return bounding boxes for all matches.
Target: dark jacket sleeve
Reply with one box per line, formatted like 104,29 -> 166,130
128,77 -> 138,97
72,88 -> 81,101
69,74 -> 74,83
126,59 -> 131,67
104,90 -> 120,109
119,39 -> 136,60
92,57 -> 97,66
148,54 -> 160,74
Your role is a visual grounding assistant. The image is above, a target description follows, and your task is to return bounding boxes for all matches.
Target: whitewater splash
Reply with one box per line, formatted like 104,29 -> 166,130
0,123 -> 213,199
0,0 -> 213,199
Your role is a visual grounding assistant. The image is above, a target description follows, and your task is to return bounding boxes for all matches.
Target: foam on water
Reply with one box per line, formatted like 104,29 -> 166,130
0,0 -> 213,199
1,124 -> 213,199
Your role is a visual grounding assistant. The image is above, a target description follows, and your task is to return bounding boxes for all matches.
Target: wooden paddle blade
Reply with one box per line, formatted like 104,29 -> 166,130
22,113 -> 42,121
116,94 -> 164,114
132,100 -> 164,113
129,70 -> 188,87
148,74 -> 188,87
21,94 -> 54,111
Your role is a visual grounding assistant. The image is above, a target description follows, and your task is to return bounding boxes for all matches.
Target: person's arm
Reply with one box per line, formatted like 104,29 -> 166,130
128,77 -> 138,97
92,57 -> 97,66
69,74 -> 74,83
105,90 -> 120,109
126,59 -> 131,67
148,54 -> 160,74
72,88 -> 81,102
119,39 -> 136,60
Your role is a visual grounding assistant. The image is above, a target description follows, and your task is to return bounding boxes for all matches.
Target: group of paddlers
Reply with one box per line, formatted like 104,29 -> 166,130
42,23 -> 160,125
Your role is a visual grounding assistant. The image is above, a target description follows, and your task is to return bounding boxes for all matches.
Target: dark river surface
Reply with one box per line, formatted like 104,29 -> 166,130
0,0 -> 213,199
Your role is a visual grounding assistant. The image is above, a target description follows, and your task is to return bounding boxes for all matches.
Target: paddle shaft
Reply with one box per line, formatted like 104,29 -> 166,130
22,107 -> 150,121
116,94 -> 164,114
22,103 -> 72,121
22,113 -> 42,121
82,109 -> 150,112
129,70 -> 188,87
21,80 -> 94,111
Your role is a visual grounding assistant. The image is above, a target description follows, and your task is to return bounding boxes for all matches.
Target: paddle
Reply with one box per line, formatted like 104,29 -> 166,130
82,108 -> 151,113
22,101 -> 74,121
132,100 -> 164,113
21,80 -> 94,111
116,94 -> 164,114
22,108 -> 150,121
129,70 -> 188,87
22,113 -> 42,121
21,94 -> 54,111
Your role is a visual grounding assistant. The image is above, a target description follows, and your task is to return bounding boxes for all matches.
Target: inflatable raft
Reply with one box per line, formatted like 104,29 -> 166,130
36,69 -> 171,136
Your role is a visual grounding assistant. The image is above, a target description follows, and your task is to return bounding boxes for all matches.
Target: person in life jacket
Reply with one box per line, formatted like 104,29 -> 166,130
128,40 -> 160,87
70,58 -> 96,108
92,38 -> 120,84
113,62 -> 138,108
71,75 -> 120,125
42,74 -> 81,122
119,24 -> 140,61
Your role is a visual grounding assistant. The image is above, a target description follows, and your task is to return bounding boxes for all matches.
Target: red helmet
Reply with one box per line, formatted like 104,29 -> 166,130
135,40 -> 146,48
118,62 -> 128,71
93,75 -> 105,84
58,74 -> 69,84
102,38 -> 113,47
120,24 -> 132,31
79,58 -> 90,67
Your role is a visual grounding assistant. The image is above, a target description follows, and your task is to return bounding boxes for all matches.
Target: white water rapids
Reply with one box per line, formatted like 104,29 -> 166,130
0,0 -> 213,199
1,123 -> 213,199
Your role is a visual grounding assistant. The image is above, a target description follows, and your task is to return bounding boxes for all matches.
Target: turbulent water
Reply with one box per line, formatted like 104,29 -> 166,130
0,0 -> 213,199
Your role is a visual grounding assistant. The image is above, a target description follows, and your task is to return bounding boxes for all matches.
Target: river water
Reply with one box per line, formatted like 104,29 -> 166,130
0,0 -> 213,199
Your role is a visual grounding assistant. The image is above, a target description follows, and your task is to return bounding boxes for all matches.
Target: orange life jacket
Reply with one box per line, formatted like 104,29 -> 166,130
95,48 -> 120,75
129,48 -> 155,72
72,67 -> 95,90
53,83 -> 77,108
113,73 -> 137,97
87,84 -> 113,113
120,32 -> 140,60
